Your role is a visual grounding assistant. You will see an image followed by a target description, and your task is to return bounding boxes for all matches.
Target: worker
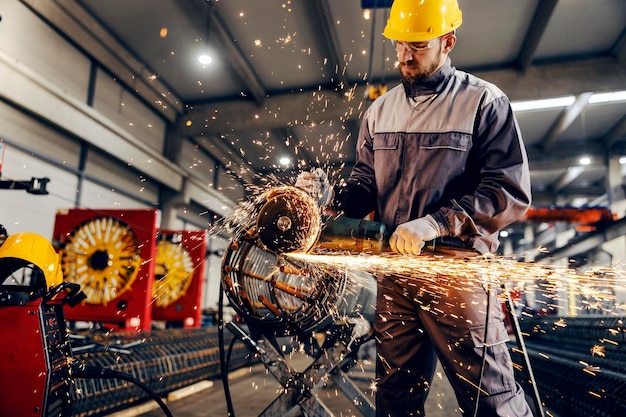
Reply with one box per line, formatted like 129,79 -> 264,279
296,0 -> 533,415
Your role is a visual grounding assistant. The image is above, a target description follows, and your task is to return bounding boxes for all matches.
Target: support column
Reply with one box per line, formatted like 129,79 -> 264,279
607,154 -> 626,218
603,155 -> 626,313
522,225 -> 538,311
160,178 -> 189,230
160,121 -> 189,230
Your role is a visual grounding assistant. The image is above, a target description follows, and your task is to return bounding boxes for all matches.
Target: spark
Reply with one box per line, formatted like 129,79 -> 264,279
214,177 -> 626,379
283,251 -> 626,317
368,379 -> 378,393
456,373 -> 489,396
278,32 -> 296,45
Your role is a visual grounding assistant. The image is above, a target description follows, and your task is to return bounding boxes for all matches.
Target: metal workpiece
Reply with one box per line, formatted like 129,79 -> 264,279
220,185 -> 378,416
70,327 -> 254,417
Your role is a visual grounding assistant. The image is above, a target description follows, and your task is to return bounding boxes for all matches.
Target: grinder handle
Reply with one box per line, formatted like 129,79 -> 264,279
319,216 -> 479,257
422,240 -> 481,258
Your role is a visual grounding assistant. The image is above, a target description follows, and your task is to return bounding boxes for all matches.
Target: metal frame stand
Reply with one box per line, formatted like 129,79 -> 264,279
226,321 -> 375,417
502,285 -> 546,417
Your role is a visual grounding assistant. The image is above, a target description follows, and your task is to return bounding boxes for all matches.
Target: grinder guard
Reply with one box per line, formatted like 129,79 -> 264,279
255,186 -> 322,254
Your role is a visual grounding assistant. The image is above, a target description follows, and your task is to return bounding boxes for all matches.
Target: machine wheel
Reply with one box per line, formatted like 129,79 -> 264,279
152,240 -> 194,308
60,216 -> 141,305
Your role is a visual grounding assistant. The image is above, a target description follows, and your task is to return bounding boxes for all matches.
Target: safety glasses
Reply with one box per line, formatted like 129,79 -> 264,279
391,39 -> 434,54
391,33 -> 453,55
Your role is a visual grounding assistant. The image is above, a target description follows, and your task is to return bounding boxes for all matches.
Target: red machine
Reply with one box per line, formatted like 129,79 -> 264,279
151,229 -> 207,328
53,208 -> 158,331
0,233 -> 86,417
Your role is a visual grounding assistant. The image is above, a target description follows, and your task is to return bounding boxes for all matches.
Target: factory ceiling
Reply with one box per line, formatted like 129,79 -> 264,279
21,0 -> 626,242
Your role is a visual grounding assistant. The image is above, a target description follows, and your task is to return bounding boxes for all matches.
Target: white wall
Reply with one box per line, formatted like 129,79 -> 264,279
0,0 -> 91,101
0,0 -> 240,310
93,68 -> 167,152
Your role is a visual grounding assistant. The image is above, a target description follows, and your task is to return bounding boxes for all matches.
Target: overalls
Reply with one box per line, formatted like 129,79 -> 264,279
334,59 -> 533,416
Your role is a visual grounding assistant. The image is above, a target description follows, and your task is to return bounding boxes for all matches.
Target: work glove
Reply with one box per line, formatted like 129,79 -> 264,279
389,214 -> 440,255
295,168 -> 333,207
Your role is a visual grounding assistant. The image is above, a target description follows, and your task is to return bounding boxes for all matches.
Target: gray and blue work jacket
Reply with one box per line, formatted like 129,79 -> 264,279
334,58 -> 532,254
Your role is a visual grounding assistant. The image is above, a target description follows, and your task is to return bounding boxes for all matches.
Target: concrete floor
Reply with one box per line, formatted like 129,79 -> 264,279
132,352 -> 462,417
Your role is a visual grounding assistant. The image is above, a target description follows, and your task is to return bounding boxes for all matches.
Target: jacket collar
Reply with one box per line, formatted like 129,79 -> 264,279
402,58 -> 454,98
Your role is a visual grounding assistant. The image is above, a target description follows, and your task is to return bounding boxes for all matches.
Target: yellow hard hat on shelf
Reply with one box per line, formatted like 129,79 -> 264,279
383,0 -> 463,42
0,232 -> 63,289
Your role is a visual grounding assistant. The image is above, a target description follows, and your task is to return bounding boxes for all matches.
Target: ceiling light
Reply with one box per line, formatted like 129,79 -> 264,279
511,95 -> 575,112
511,90 -> 626,112
198,55 -> 213,65
589,90 -> 626,104
619,156 -> 626,165
499,230 -> 509,238
579,156 -> 591,165
279,156 -> 291,166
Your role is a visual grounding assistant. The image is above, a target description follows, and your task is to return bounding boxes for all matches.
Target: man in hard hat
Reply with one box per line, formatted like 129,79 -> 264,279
299,0 -> 534,415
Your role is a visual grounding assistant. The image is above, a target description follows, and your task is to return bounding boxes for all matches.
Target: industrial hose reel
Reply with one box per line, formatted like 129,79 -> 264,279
59,216 -> 142,305
152,238 -> 194,308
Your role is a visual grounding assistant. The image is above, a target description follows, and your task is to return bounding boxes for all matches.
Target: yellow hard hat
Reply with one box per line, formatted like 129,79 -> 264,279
0,232 -> 63,289
383,0 -> 463,42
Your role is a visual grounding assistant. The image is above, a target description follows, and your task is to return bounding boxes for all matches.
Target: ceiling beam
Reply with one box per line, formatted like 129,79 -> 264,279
20,0 -> 183,121
539,92 -> 593,151
180,88 -> 363,136
528,115 -> 626,172
474,57 -> 626,101
178,57 -> 626,136
528,148 -> 626,173
552,166 -> 586,192
532,185 -> 607,204
207,7 -> 266,106
604,115 -> 626,149
188,0 -> 266,106
612,28 -> 626,65
516,0 -> 559,72
303,0 -> 350,91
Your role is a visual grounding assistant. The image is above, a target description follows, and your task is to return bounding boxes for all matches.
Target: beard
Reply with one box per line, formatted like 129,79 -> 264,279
399,50 -> 443,84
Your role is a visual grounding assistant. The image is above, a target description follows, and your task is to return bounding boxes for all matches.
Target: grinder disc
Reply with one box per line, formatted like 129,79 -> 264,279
256,186 -> 321,253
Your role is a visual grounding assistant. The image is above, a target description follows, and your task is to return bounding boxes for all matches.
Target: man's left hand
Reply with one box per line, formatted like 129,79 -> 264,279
295,168 -> 333,207
389,215 -> 440,255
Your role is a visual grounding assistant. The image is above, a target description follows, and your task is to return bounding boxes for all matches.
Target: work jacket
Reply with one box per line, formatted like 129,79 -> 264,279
335,59 -> 531,254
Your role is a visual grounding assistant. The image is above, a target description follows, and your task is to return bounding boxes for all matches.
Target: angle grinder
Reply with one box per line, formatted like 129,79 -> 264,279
221,186 -> 474,336
254,186 -> 389,254
254,185 -> 476,256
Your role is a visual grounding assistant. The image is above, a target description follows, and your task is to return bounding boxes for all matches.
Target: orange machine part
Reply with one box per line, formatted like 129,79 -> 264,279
523,207 -> 614,227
